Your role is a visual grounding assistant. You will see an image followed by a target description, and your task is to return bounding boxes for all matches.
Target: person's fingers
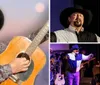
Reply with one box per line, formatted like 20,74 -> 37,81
21,57 -> 31,63
27,60 -> 31,66
23,60 -> 30,65
23,62 -> 30,67
22,68 -> 28,71
21,58 -> 27,61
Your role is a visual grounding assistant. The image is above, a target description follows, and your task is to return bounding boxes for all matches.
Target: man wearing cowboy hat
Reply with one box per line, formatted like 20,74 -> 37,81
52,6 -> 100,42
65,44 -> 93,85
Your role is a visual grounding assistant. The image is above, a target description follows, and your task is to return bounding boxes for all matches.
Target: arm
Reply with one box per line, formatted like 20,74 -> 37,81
0,64 -> 12,82
0,58 -> 30,83
82,53 -> 93,61
50,32 -> 57,42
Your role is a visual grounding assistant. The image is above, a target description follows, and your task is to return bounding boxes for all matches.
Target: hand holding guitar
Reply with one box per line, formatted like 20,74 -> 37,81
0,21 -> 48,85
81,53 -> 95,69
10,58 -> 30,74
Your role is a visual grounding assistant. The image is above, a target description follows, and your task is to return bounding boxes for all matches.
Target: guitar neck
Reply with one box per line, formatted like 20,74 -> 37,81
26,21 -> 49,56
81,57 -> 95,69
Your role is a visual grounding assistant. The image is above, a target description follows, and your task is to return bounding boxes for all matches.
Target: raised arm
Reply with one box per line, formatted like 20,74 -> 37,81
82,53 -> 93,61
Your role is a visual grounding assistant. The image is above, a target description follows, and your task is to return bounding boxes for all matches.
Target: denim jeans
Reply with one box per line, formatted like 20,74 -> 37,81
65,71 -> 80,85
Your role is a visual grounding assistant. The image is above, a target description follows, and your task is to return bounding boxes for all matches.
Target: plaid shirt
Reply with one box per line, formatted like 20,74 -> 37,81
0,64 -> 12,82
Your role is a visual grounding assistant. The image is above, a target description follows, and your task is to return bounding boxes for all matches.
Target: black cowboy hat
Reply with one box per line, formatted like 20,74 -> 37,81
60,5 -> 93,28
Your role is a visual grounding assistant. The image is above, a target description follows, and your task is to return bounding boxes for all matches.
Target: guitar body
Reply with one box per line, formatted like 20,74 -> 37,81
55,73 -> 65,85
0,36 -> 46,85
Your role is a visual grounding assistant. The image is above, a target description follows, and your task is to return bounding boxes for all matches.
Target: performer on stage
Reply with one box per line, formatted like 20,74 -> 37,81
65,44 -> 94,85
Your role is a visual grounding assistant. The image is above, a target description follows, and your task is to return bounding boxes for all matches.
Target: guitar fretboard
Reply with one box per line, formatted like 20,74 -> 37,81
26,21 -> 49,56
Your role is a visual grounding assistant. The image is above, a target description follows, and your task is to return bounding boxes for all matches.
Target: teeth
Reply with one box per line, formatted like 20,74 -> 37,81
76,21 -> 80,24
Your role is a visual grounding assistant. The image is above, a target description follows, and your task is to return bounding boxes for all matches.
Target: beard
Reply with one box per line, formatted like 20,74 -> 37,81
76,51 -> 79,54
73,19 -> 82,27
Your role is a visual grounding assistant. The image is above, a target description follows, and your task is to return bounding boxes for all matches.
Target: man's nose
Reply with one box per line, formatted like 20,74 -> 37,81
76,14 -> 79,18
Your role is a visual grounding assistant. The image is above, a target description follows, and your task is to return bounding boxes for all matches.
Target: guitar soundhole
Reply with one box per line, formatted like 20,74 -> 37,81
17,52 -> 30,60
60,76 -> 63,80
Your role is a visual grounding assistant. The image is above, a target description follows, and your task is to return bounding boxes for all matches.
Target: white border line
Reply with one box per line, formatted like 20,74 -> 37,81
49,0 -> 50,84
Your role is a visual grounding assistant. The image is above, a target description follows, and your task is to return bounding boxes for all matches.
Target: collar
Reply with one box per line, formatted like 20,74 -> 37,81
67,25 -> 84,32
72,52 -> 76,55
72,52 -> 79,56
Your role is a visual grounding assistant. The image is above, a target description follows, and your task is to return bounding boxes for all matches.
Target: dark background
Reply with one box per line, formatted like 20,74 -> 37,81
74,0 -> 100,36
50,0 -> 73,31
51,0 -> 100,36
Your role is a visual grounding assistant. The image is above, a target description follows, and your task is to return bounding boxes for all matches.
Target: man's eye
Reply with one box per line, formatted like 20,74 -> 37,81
73,14 -> 76,17
80,15 -> 83,17
74,14 -> 77,16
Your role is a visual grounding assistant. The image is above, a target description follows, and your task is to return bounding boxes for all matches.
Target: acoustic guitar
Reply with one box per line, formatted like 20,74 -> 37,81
55,62 -> 65,85
0,21 -> 48,85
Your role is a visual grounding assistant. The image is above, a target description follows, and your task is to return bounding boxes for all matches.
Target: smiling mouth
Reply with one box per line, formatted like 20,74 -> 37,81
74,19 -> 82,27
75,20 -> 80,24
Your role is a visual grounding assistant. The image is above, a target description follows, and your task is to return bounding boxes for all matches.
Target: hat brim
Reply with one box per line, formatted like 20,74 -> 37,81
71,47 -> 80,51
60,7 -> 92,28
